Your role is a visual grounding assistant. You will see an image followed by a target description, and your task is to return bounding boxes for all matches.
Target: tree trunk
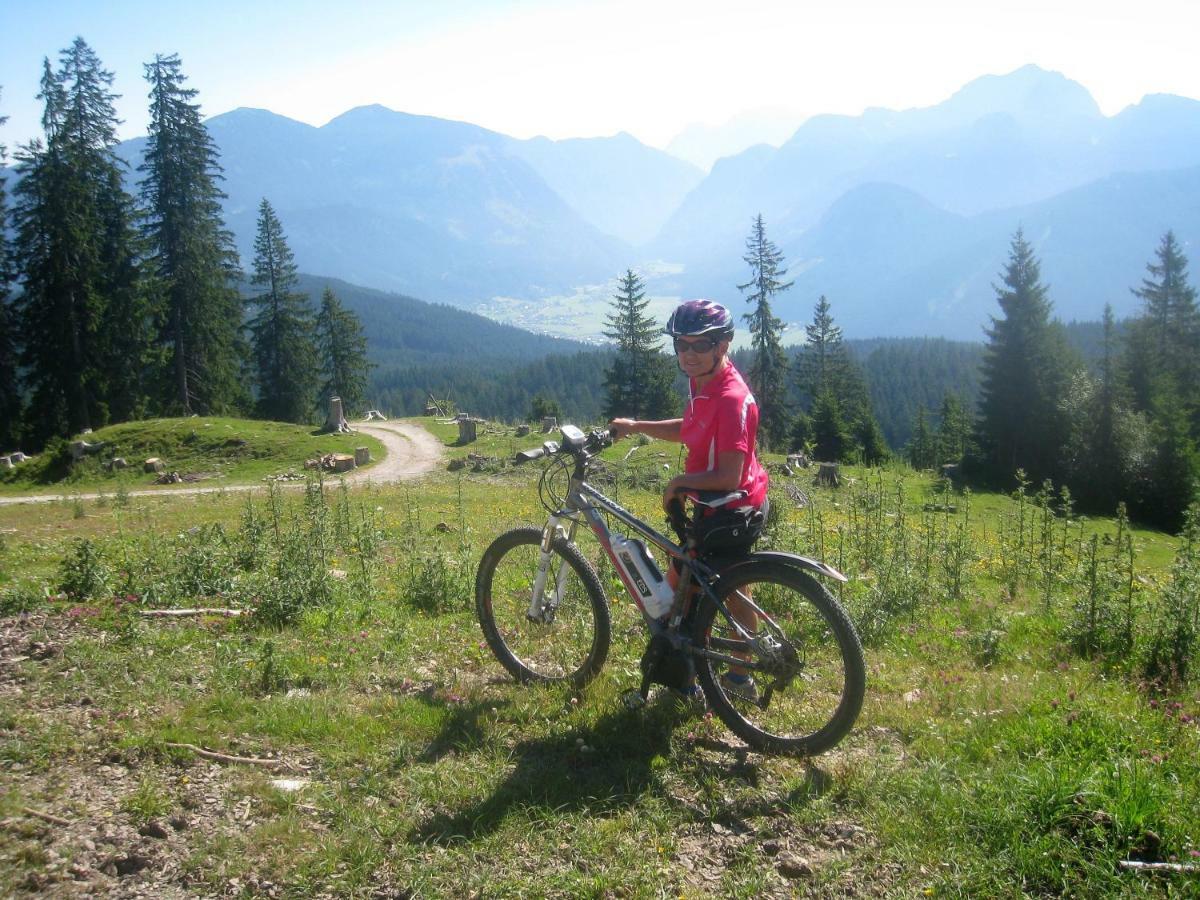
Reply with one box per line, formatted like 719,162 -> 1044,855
815,462 -> 841,487
322,396 -> 352,434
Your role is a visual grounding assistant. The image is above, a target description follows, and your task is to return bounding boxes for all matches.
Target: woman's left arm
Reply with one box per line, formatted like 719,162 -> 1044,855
662,450 -> 745,511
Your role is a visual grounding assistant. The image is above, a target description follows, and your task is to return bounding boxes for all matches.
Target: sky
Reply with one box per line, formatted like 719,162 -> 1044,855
3,0 -> 1200,153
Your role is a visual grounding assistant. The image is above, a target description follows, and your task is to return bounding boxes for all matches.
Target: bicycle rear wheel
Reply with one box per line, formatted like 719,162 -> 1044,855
693,558 -> 865,755
475,527 -> 610,687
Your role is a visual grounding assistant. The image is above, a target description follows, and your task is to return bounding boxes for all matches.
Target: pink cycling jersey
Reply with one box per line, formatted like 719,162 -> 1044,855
679,362 -> 769,508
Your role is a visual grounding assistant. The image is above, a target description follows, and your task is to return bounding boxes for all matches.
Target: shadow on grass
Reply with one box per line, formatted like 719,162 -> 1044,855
410,693 -> 834,845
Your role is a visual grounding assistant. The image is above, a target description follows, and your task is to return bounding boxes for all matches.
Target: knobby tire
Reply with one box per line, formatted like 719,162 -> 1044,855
693,558 -> 865,755
475,526 -> 610,688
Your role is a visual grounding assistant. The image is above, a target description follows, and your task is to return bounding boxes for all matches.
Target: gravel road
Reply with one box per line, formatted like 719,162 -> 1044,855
0,420 -> 445,507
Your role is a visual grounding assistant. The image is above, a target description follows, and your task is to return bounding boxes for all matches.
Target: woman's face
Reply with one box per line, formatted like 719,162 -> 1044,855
673,335 -> 728,379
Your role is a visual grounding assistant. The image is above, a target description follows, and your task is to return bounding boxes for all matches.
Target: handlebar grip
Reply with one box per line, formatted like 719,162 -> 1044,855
512,448 -> 545,465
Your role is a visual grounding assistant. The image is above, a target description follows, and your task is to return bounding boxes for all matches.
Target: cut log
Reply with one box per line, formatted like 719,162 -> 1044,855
70,440 -> 106,461
329,454 -> 356,473
164,742 -> 291,771
322,396 -> 353,434
140,608 -> 246,618
815,462 -> 841,487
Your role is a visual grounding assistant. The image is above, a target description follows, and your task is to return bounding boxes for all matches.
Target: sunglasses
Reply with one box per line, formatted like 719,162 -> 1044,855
673,336 -> 722,354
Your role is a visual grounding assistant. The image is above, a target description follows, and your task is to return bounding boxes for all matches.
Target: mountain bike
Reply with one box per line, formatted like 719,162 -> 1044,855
474,425 -> 865,755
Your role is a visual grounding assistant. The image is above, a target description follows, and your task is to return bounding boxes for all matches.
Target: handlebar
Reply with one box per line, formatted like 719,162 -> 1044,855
512,426 -> 613,465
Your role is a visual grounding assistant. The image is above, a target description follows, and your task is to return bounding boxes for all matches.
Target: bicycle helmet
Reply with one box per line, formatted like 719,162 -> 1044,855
663,299 -> 734,340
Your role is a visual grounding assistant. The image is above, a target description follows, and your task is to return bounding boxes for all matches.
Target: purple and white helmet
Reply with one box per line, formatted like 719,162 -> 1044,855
663,299 -> 734,339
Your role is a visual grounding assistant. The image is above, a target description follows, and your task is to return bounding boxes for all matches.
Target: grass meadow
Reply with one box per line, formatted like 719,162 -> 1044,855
1,418 -> 1198,897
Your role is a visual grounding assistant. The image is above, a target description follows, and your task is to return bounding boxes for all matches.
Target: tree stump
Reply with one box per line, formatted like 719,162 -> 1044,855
144,458 -> 165,474
457,418 -> 478,444
815,462 -> 841,487
322,396 -> 352,434
515,425 -> 531,438
541,416 -> 557,434
329,454 -> 356,473
354,447 -> 370,466
0,456 -> 12,471
70,440 -> 106,461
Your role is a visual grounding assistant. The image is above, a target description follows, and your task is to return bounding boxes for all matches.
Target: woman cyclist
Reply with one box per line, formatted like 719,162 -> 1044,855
609,299 -> 769,700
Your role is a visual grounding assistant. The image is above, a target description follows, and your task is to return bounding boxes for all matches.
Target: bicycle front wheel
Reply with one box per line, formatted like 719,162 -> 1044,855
694,559 -> 865,755
475,526 -> 610,687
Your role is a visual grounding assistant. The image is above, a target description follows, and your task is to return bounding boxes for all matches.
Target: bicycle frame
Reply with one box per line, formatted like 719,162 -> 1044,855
526,454 -> 770,673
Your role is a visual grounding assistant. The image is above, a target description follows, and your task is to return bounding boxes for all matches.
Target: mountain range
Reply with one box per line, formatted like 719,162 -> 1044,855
9,64 -> 1200,341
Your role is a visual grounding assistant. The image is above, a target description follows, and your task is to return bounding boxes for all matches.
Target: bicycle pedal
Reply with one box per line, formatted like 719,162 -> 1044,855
622,689 -> 647,710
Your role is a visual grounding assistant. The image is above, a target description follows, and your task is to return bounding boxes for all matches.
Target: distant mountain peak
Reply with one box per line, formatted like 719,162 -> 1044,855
939,64 -> 1101,122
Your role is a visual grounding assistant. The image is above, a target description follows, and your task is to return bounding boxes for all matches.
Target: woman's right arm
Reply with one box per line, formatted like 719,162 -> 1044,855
608,418 -> 683,443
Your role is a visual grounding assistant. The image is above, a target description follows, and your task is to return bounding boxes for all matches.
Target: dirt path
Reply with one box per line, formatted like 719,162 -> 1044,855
0,420 -> 445,507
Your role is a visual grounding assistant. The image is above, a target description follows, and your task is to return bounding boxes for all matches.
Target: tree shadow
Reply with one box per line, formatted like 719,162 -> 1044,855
408,694 -> 837,846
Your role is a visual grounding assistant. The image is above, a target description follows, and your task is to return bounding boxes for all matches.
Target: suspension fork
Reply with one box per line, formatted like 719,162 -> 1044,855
526,515 -> 578,621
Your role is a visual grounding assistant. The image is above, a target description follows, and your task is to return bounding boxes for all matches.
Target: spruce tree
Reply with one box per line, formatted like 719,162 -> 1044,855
795,295 -> 887,464
602,269 -> 676,420
907,407 -> 936,470
10,42 -> 146,442
934,393 -> 973,466
795,295 -> 843,408
247,198 -> 318,423
973,229 -> 1076,486
738,214 -> 792,449
1125,232 -> 1199,429
0,96 -> 22,450
140,53 -> 247,415
810,391 -> 848,462
315,286 -> 373,414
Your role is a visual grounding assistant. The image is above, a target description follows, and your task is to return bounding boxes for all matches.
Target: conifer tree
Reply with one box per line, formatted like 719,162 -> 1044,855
0,96 -> 22,450
907,407 -> 936,470
738,214 -> 792,449
934,393 -> 973,466
795,295 -> 843,408
810,391 -> 848,462
315,286 -> 373,414
795,295 -> 887,464
602,269 -> 676,420
1125,232 -> 1199,428
972,229 -> 1076,486
247,198 -> 318,423
10,41 -> 146,442
140,53 -> 247,415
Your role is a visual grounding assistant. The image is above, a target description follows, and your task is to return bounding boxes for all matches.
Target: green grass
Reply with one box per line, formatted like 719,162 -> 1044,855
1,419 -> 1198,897
0,416 -> 386,495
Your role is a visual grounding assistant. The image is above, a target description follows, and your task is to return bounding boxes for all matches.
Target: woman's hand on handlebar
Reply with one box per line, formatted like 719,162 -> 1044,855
608,418 -> 637,440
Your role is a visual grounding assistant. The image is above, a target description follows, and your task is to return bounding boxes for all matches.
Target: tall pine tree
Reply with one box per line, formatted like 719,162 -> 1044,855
972,229 -> 1076,486
602,269 -> 676,420
315,286 -> 373,414
793,295 -> 886,462
738,214 -> 792,450
140,53 -> 247,415
10,41 -> 146,442
1125,232 -> 1199,429
794,295 -> 843,408
0,94 -> 22,450
247,199 -> 318,423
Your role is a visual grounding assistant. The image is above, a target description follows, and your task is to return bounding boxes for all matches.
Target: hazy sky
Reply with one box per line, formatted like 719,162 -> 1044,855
3,0 -> 1200,151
